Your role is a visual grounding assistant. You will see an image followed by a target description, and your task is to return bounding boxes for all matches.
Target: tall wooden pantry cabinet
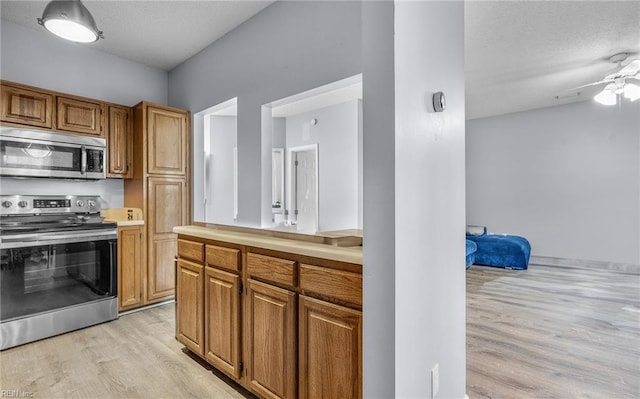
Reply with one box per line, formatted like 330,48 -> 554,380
124,102 -> 190,305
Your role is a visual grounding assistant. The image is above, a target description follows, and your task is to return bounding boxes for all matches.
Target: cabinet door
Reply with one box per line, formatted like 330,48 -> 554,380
246,279 -> 296,399
107,105 -> 132,178
57,96 -> 104,136
146,177 -> 187,302
205,267 -> 241,378
118,226 -> 142,311
0,84 -> 53,128
147,106 -> 188,176
299,295 -> 362,399
177,259 -> 204,356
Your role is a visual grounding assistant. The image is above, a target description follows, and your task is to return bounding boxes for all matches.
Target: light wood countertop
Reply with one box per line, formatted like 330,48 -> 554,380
106,219 -> 145,227
173,225 -> 363,265
101,208 -> 145,226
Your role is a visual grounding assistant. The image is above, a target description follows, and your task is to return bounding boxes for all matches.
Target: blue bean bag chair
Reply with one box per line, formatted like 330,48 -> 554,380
466,226 -> 531,270
465,240 -> 477,269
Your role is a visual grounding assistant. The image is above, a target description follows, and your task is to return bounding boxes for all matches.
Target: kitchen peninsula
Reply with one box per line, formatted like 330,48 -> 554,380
173,223 -> 362,399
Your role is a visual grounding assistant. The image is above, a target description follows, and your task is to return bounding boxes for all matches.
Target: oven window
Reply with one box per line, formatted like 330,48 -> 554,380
0,141 -> 81,171
0,240 -> 116,322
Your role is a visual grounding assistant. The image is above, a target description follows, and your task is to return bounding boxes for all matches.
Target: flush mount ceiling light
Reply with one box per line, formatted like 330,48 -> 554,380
569,53 -> 640,106
37,0 -> 103,43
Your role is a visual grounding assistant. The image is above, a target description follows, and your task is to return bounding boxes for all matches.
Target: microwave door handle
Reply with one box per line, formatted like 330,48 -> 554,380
81,146 -> 87,174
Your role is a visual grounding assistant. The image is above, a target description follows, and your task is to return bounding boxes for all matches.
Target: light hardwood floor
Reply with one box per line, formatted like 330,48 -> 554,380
1,262 -> 638,398
467,261 -> 640,398
0,304 -> 253,399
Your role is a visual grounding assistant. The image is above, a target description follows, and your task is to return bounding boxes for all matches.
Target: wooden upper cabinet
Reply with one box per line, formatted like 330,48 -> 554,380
147,105 -> 188,176
57,96 -> 105,136
0,83 -> 53,129
107,105 -> 133,178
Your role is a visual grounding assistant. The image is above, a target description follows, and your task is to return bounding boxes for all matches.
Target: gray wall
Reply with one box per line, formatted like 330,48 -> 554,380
168,1 -> 362,227
285,100 -> 361,232
362,1 -> 396,396
0,20 -> 168,208
467,100 -> 640,265
0,20 -> 168,105
394,1 -> 466,397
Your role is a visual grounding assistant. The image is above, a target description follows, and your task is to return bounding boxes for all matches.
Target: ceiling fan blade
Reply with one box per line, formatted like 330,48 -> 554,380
565,78 -> 613,92
620,59 -> 640,75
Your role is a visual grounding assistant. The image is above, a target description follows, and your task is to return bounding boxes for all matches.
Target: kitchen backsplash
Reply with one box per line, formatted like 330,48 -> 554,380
0,178 -> 124,208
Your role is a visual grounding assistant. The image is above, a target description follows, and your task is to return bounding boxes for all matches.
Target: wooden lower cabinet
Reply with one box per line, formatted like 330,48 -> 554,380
298,295 -> 362,399
205,266 -> 241,378
118,225 -> 143,311
175,234 -> 362,399
245,279 -> 297,399
176,259 -> 204,356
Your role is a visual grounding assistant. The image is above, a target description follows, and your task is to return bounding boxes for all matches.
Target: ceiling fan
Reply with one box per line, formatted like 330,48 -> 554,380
570,53 -> 640,105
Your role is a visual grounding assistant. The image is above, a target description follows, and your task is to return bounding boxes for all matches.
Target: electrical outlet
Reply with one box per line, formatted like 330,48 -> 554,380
431,363 -> 440,398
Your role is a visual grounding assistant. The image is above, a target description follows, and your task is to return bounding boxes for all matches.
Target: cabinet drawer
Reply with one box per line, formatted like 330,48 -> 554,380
300,264 -> 362,306
178,239 -> 204,263
247,253 -> 296,288
206,245 -> 240,272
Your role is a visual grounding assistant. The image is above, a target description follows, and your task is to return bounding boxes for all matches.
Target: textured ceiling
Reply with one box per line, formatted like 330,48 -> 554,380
465,1 -> 640,119
1,1 -> 639,119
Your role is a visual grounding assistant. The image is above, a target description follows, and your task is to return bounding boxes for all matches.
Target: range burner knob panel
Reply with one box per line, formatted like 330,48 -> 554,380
76,200 -> 85,207
17,201 -> 28,208
2,201 -> 12,208
87,200 -> 96,208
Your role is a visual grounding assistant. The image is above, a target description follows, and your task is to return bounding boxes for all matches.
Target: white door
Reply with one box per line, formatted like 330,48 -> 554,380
294,149 -> 317,233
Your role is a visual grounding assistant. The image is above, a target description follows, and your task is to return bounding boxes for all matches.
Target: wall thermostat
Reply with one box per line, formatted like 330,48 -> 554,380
433,91 -> 446,112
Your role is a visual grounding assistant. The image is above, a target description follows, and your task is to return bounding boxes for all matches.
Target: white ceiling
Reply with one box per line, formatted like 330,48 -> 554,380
1,1 -> 639,119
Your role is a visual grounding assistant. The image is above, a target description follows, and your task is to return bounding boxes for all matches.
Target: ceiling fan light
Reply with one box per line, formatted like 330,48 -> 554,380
37,0 -> 103,43
593,89 -> 617,106
623,83 -> 640,102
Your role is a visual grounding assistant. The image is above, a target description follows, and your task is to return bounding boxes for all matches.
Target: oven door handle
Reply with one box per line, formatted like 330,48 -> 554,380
0,229 -> 117,249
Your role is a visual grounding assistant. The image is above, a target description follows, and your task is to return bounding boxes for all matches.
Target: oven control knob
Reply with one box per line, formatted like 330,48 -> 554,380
87,200 -> 96,207
76,200 -> 85,207
2,201 -> 12,208
18,201 -> 28,208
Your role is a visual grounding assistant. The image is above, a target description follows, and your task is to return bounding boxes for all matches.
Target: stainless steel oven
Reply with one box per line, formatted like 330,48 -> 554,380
0,127 -> 106,180
0,195 -> 117,350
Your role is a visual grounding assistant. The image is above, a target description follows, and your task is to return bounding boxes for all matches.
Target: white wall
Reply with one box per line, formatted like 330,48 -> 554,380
285,100 -> 360,231
467,100 -> 640,265
394,1 -> 466,398
207,116 -> 237,225
1,19 -> 168,208
168,1 -> 362,227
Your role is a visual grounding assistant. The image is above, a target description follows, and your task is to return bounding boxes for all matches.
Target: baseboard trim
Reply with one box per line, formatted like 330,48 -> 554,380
530,255 -> 639,273
118,299 -> 175,317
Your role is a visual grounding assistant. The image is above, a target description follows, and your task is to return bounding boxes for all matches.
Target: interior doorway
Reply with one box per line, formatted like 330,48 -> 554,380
288,144 -> 318,233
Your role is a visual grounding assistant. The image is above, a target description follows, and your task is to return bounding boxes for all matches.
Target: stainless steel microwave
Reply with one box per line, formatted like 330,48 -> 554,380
0,127 -> 106,180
